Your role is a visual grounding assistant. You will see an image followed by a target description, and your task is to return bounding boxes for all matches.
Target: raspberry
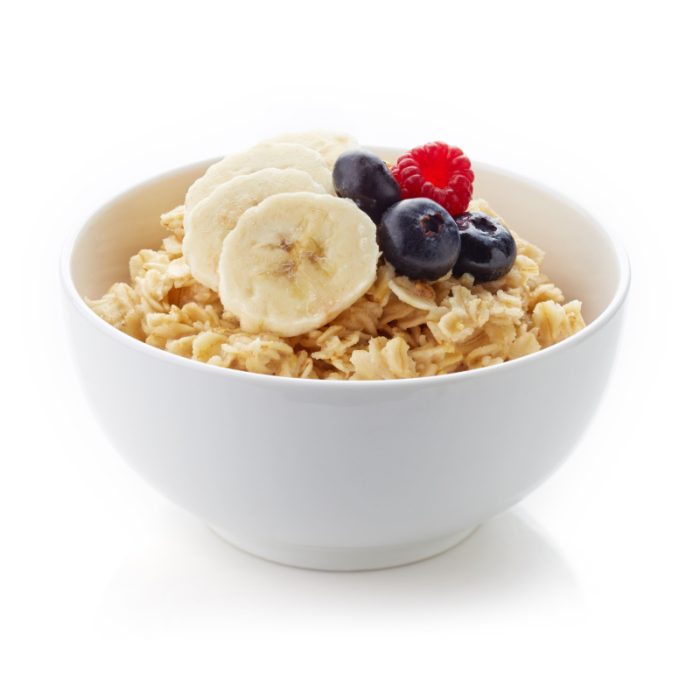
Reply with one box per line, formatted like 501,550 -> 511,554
391,141 -> 474,217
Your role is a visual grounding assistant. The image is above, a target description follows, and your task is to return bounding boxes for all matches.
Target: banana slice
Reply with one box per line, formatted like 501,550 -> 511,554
185,143 -> 333,213
183,168 -> 325,291
219,193 -> 378,337
262,130 -> 359,168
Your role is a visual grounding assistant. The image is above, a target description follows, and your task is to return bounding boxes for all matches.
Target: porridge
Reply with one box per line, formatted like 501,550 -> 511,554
88,132 -> 584,380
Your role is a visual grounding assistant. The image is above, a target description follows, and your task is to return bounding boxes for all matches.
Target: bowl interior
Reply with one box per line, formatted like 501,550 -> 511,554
69,149 -> 624,323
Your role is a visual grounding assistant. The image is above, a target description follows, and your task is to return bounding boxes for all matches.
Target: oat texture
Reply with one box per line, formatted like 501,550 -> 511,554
87,200 -> 585,380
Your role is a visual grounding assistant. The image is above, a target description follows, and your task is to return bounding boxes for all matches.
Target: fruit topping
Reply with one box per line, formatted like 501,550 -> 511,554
185,143 -> 333,213
453,212 -> 516,282
264,131 -> 360,169
391,142 -> 474,217
332,150 -> 401,223
184,168 -> 324,291
378,198 -> 460,281
218,193 -> 378,337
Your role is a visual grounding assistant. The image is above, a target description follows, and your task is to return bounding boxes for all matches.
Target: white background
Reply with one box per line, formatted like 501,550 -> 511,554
2,1 -> 698,697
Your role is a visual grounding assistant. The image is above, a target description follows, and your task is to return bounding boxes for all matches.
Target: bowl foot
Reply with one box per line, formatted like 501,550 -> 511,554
207,524 -> 478,571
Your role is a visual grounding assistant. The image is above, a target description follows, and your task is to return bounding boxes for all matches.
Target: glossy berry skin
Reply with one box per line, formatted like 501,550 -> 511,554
378,198 -> 460,280
453,212 -> 517,282
332,150 -> 401,223
391,141 -> 474,217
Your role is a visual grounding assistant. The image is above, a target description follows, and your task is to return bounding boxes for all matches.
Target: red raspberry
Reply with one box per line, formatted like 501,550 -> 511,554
391,141 -> 474,217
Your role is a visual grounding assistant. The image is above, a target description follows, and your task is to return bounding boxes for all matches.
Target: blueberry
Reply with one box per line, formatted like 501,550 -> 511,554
453,212 -> 516,282
378,198 -> 460,280
333,150 -> 401,223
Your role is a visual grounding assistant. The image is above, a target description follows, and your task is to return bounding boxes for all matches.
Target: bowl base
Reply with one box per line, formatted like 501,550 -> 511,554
207,524 -> 479,571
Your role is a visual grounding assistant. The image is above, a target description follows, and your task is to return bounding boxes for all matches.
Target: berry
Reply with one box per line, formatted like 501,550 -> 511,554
378,198 -> 460,280
391,142 -> 474,217
453,212 -> 516,282
333,150 -> 401,223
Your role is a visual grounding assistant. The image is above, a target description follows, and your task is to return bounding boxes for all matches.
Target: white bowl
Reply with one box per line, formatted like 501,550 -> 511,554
61,148 -> 630,571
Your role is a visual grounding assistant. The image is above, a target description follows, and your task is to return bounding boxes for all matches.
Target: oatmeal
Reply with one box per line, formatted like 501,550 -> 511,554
88,132 -> 584,379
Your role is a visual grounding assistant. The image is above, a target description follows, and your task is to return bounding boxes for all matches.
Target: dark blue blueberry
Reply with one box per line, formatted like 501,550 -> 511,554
377,198 -> 460,280
453,212 -> 516,282
333,150 -> 401,223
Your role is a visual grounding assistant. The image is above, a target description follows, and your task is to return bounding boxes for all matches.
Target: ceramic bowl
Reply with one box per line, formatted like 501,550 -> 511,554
61,148 -> 630,570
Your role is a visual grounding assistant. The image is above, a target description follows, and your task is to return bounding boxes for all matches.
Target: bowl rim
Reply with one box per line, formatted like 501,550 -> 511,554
60,156 -> 631,389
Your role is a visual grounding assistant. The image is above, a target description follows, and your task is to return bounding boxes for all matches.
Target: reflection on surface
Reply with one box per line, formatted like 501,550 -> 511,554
96,507 -> 581,636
